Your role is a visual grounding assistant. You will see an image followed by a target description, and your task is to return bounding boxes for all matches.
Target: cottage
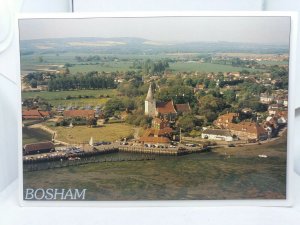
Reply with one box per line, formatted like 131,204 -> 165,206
260,93 -> 274,104
201,129 -> 233,141
175,103 -> 191,115
228,122 -> 267,141
193,83 -> 205,93
22,109 -> 50,120
23,141 -> 55,155
214,113 -> 238,129
63,110 -> 95,119
139,118 -> 173,146
139,136 -> 171,146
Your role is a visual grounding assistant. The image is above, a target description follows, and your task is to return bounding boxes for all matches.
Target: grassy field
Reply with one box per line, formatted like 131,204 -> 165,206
22,89 -> 117,107
169,62 -> 262,73
21,52 -> 270,74
23,135 -> 287,200
22,127 -> 52,145
69,62 -> 133,73
48,98 -> 109,108
22,89 -> 117,99
51,123 -> 134,144
257,60 -> 289,65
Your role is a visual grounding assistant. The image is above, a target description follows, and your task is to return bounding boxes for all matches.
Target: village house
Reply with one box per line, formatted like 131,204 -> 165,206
139,118 -> 173,146
175,103 -> 191,115
22,109 -> 50,120
193,83 -> 205,93
201,129 -> 233,141
283,98 -> 288,107
275,111 -> 288,125
227,121 -> 268,141
260,93 -> 274,104
63,110 -> 95,119
213,112 -> 239,129
214,113 -> 268,141
268,104 -> 286,116
23,141 -> 55,155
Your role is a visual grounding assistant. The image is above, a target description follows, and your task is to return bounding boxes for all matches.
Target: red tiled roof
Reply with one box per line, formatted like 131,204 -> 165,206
22,110 -> 49,119
64,110 -> 95,118
154,127 -> 173,136
142,127 -> 173,137
228,122 -> 266,135
276,110 -> 288,119
24,141 -> 54,153
214,113 -> 238,128
175,103 -> 191,114
156,100 -> 177,114
218,113 -> 238,121
139,136 -> 170,144
40,111 -> 50,117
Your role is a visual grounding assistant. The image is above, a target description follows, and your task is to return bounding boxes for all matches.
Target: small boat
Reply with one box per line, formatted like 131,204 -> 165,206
258,154 -> 268,158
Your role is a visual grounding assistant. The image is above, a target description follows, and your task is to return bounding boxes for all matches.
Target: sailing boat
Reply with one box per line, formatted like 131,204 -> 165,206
89,137 -> 94,146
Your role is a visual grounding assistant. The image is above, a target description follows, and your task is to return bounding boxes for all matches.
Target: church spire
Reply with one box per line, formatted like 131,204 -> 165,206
146,83 -> 154,101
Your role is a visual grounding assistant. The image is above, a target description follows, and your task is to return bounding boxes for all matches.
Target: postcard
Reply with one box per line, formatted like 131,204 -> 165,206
19,13 -> 294,204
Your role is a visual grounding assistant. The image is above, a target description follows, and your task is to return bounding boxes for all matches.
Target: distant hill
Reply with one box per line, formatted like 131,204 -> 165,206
20,37 -> 289,55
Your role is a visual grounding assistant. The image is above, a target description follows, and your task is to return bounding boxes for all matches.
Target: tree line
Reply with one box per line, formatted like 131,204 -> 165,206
48,75 -> 116,91
132,59 -> 170,75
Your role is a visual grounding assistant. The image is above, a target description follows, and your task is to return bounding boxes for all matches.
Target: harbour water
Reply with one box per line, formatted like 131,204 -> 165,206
23,136 -> 287,200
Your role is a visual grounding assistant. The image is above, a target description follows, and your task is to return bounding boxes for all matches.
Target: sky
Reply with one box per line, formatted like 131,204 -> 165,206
19,16 -> 291,45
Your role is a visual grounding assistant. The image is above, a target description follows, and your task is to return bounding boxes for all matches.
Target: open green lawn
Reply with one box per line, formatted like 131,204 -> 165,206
69,62 -> 133,73
48,98 -> 109,108
52,123 -> 134,144
22,89 -> 117,100
22,89 -> 117,107
257,60 -> 289,65
170,62 -> 263,73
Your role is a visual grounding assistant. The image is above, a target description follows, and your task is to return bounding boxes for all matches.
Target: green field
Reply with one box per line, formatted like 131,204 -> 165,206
257,60 -> 289,65
52,123 -> 134,144
48,98 -> 109,108
69,62 -> 132,73
20,52 -> 169,72
22,89 -> 117,99
169,62 -> 262,73
21,52 -> 269,74
22,89 -> 117,107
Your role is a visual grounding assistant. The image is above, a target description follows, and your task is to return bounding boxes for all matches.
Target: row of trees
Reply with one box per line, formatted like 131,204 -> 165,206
132,59 -> 170,75
48,75 -> 116,91
25,71 -> 55,88
74,55 -> 118,62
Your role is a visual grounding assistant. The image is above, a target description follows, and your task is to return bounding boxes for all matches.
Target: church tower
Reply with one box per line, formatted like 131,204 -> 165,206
145,83 -> 156,117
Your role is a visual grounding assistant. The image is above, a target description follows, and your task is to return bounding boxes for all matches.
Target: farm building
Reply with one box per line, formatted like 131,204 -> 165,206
23,141 -> 55,155
201,129 -> 233,141
64,110 -> 95,119
22,109 -> 50,120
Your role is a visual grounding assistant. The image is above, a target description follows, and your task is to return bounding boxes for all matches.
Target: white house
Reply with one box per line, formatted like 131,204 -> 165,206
201,129 -> 233,142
